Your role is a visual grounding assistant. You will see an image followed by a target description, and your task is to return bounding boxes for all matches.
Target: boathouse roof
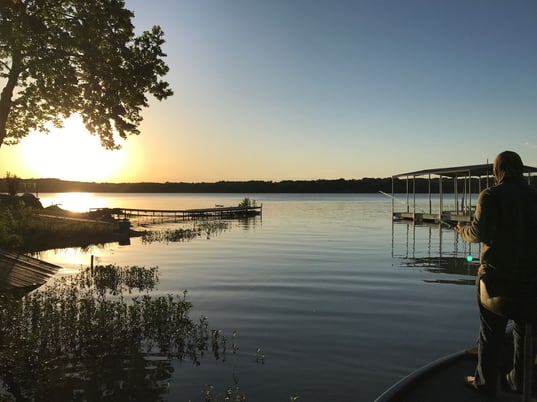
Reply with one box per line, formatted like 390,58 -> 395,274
393,163 -> 537,179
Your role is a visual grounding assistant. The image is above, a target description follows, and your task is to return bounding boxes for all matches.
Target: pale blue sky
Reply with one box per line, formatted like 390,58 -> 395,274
1,0 -> 536,182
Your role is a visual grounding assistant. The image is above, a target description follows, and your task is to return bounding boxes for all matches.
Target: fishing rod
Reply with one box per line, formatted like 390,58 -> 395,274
379,191 -> 454,229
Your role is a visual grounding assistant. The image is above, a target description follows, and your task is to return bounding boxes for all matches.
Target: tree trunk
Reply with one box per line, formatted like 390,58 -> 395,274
0,49 -> 22,150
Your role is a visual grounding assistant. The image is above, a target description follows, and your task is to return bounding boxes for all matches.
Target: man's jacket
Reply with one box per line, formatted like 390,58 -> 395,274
460,177 -> 537,298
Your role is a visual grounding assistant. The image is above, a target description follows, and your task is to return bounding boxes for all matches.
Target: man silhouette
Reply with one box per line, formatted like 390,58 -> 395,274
456,151 -> 537,397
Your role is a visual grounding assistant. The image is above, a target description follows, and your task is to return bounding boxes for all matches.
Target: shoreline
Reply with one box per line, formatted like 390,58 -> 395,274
1,177 -> 452,194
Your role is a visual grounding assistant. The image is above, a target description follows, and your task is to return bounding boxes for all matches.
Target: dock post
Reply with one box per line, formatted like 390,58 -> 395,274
428,174 -> 432,214
406,177 -> 409,213
468,170 -> 472,217
439,176 -> 443,225
391,177 -> 395,217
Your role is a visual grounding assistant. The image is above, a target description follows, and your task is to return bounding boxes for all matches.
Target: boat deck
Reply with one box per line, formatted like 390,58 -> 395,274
375,347 -> 525,402
0,249 -> 60,293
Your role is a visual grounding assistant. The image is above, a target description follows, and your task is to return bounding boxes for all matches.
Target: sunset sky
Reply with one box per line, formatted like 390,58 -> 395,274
1,0 -> 536,183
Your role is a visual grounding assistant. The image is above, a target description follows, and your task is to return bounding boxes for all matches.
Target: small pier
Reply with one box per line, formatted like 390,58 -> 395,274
89,205 -> 262,224
390,163 -> 537,227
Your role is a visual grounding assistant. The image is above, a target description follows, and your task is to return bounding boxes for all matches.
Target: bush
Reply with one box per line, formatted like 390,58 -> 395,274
4,172 -> 20,197
238,198 -> 256,208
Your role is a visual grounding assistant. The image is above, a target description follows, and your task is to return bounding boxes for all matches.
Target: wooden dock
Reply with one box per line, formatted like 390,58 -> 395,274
89,205 -> 262,224
393,211 -> 473,226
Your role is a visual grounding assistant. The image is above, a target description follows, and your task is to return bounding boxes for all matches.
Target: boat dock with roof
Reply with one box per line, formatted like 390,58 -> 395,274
390,163 -> 537,227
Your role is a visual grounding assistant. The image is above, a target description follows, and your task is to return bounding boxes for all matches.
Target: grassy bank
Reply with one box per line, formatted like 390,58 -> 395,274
0,195 -> 133,252
21,215 -> 130,252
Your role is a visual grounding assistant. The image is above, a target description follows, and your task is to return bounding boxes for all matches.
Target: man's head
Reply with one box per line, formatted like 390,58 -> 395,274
493,151 -> 524,183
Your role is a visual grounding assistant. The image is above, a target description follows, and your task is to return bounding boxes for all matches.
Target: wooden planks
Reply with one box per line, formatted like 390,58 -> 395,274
89,205 -> 262,222
0,249 -> 60,292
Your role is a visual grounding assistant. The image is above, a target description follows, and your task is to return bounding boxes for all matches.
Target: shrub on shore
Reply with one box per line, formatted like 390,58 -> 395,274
0,199 -> 122,251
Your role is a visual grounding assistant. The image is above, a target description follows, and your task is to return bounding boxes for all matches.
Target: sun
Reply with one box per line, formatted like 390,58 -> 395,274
19,114 -> 127,182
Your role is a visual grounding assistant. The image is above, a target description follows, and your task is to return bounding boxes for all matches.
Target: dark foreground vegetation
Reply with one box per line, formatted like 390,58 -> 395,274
6,176 -> 535,194
0,264 -> 247,402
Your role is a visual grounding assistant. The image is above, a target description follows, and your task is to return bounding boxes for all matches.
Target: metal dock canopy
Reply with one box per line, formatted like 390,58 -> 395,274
390,163 -> 537,225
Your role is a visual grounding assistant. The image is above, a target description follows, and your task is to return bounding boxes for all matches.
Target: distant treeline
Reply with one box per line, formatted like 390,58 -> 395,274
3,177 -> 533,194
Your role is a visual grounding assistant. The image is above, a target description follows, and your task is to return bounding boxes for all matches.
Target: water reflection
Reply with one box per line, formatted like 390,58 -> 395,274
237,215 -> 262,230
392,220 -> 479,284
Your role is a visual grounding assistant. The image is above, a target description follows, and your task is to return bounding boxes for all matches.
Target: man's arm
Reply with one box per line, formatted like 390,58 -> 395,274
455,190 -> 496,244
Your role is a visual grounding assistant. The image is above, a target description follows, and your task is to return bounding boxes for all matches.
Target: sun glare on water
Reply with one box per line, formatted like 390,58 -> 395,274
19,114 -> 126,182
40,192 -> 110,213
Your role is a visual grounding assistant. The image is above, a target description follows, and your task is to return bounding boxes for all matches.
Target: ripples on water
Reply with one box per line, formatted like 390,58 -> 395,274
38,193 -> 480,401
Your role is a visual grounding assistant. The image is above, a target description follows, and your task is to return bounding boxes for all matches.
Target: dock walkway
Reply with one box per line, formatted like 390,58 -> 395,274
393,211 -> 473,226
89,205 -> 262,224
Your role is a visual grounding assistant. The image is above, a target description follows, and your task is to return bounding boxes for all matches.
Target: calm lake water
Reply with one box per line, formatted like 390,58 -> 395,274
36,193 -> 481,401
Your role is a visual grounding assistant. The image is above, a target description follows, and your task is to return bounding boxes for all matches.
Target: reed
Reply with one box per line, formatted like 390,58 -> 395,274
142,221 -> 230,244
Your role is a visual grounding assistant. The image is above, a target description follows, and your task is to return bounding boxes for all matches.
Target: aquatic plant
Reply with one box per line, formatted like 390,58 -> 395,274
203,384 -> 246,402
142,227 -> 201,244
142,221 -> 230,244
0,265 -> 235,401
76,264 -> 159,296
255,348 -> 265,364
197,221 -> 231,239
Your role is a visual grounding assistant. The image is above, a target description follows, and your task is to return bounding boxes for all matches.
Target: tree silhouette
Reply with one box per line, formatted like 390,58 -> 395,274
0,0 -> 173,150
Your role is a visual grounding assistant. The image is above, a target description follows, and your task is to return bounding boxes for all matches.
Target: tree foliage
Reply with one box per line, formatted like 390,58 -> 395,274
0,0 -> 173,149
